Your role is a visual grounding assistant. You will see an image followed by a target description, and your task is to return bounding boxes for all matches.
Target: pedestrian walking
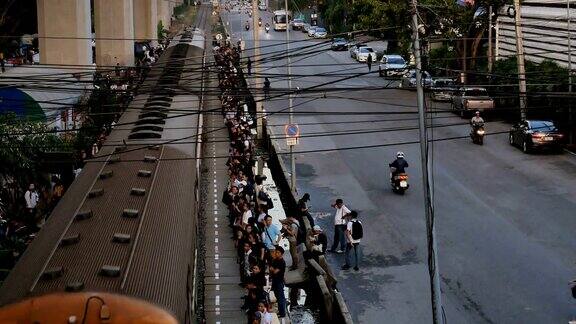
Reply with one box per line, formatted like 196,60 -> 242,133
247,57 -> 252,75
328,198 -> 351,253
263,77 -> 271,100
342,211 -> 363,271
367,53 -> 373,72
269,246 -> 287,318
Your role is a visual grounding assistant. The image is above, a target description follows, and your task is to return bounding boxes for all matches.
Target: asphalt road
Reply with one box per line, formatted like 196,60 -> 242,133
220,4 -> 576,323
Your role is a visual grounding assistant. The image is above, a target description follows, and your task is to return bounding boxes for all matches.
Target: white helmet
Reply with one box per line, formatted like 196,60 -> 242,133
397,151 -> 405,158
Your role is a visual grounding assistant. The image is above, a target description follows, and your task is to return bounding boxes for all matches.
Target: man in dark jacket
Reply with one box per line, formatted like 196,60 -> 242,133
389,151 -> 409,176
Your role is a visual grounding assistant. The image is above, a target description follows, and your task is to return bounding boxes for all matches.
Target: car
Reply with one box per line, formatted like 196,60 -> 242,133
307,26 -> 318,37
292,18 -> 304,30
355,46 -> 377,62
378,54 -> 407,77
430,78 -> 456,101
331,38 -> 348,51
302,23 -> 311,32
509,120 -> 565,153
399,70 -> 432,89
313,27 -> 327,38
349,43 -> 368,59
451,87 -> 495,117
258,3 -> 267,10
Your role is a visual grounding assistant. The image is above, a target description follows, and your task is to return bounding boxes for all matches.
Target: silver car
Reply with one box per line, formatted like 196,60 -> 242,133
430,78 -> 456,101
313,27 -> 327,38
308,26 -> 318,37
400,70 -> 432,89
292,18 -> 304,30
378,54 -> 407,77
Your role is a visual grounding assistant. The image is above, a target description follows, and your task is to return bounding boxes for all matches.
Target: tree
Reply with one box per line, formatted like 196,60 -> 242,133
323,0 -> 507,71
0,114 -> 71,216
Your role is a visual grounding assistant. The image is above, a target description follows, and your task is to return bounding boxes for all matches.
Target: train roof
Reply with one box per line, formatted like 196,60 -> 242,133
0,22 -> 207,322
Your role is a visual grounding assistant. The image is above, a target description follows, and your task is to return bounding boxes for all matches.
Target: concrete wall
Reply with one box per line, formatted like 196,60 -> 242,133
37,0 -> 92,66
157,0 -> 171,33
497,4 -> 576,68
134,0 -> 159,42
94,0 -> 135,66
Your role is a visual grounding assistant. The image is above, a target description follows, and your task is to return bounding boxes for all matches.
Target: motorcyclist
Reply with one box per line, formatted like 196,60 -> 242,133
265,22 -> 270,31
389,152 -> 409,178
470,111 -> 484,128
245,21 -> 250,30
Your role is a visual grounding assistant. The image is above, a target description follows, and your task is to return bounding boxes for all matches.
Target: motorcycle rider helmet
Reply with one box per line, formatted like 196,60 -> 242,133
396,151 -> 405,159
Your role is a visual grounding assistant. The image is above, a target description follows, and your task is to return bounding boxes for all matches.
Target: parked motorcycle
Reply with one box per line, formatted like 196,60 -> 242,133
390,168 -> 409,194
471,125 -> 485,145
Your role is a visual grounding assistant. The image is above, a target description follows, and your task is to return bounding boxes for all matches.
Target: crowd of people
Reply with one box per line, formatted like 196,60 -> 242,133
215,41 -> 285,323
215,40 -> 334,322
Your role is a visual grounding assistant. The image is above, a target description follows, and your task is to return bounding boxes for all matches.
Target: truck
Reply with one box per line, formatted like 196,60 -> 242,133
451,87 -> 495,117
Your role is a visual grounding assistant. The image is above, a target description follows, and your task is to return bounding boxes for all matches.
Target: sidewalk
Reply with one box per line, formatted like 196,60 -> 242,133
202,106 -> 246,324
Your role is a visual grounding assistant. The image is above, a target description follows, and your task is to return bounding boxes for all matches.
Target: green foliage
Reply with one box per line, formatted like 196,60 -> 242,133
157,21 -> 166,41
492,58 -> 569,93
0,113 -> 71,212
321,0 -> 507,57
428,44 -> 459,76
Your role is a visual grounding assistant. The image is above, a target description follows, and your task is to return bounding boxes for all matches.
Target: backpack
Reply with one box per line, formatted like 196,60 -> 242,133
351,220 -> 363,240
291,220 -> 306,245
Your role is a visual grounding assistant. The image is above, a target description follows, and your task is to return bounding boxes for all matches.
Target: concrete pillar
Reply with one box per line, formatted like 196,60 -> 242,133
157,0 -> 171,31
134,0 -> 158,41
36,0 -> 92,65
94,0 -> 135,67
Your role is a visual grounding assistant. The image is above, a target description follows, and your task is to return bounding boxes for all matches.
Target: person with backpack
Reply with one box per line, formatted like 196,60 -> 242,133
281,214 -> 301,270
342,211 -> 362,271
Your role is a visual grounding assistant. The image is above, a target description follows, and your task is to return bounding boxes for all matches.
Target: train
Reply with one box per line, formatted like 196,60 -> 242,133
0,6 -> 210,324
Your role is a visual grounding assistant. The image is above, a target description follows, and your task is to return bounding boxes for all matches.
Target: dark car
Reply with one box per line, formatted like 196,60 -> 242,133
509,120 -> 565,153
331,38 -> 348,51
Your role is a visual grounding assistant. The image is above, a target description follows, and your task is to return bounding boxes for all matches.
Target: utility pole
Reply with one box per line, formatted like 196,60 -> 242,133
411,1 -> 444,324
252,0 -> 264,175
488,5 -> 493,74
284,0 -> 296,193
513,0 -> 528,120
568,0 -> 574,144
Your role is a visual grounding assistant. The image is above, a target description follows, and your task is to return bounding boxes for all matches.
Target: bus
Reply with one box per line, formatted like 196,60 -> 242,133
273,10 -> 291,31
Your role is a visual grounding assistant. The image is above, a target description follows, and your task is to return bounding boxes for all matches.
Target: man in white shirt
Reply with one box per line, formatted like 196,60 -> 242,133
328,198 -> 351,253
24,183 -> 39,211
24,183 -> 39,227
342,211 -> 362,271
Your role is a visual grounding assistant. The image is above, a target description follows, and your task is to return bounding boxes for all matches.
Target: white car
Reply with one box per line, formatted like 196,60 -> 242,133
313,27 -> 327,38
349,44 -> 367,59
355,46 -> 377,62
258,4 -> 267,10
308,26 -> 318,37
378,54 -> 407,77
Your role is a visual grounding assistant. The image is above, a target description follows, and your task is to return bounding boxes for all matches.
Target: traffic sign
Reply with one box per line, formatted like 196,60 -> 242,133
284,123 -> 300,146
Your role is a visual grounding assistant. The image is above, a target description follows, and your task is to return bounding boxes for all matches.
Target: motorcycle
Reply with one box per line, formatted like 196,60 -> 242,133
470,124 -> 485,145
245,24 -> 250,31
265,25 -> 270,33
258,20 -> 262,27
390,168 -> 409,194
